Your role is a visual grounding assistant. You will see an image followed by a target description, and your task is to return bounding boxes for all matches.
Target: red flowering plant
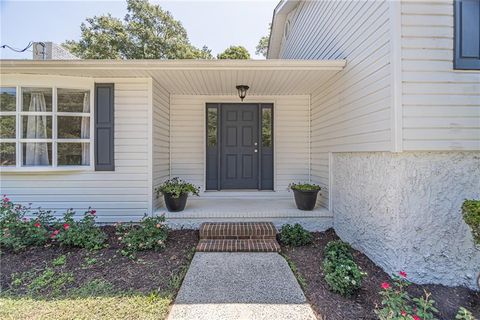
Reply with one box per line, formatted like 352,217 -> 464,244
0,196 -> 53,252
53,208 -> 107,250
116,215 -> 169,259
375,271 -> 438,320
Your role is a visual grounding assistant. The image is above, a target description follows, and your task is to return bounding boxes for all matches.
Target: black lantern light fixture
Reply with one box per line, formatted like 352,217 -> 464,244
236,85 -> 249,101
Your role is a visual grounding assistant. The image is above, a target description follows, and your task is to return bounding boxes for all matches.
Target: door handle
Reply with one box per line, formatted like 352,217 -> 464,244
254,149 -> 258,153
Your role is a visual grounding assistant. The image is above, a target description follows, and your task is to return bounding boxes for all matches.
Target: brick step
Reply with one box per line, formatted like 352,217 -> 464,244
199,222 -> 277,240
196,239 -> 281,252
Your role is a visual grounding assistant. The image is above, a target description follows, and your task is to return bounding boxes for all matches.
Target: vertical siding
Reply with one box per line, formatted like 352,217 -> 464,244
169,95 -> 310,193
401,0 -> 480,150
279,0 -> 392,208
152,79 -> 170,209
0,79 -> 151,222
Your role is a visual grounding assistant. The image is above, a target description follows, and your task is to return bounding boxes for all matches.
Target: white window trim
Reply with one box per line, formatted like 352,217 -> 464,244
0,75 -> 95,172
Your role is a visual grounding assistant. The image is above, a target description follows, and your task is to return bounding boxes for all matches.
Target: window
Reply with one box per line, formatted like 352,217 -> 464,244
0,86 -> 92,169
261,107 -> 272,147
454,0 -> 480,70
207,107 -> 218,147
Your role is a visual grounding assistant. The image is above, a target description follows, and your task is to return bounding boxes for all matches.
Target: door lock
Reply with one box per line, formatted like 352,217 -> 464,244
254,142 -> 258,146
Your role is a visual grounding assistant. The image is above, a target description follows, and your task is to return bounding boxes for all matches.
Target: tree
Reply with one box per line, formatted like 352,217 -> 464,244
217,45 -> 251,59
255,24 -> 271,57
63,0 -> 212,59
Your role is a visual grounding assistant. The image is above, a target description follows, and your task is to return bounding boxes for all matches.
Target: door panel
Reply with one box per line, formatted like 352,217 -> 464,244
220,104 -> 259,189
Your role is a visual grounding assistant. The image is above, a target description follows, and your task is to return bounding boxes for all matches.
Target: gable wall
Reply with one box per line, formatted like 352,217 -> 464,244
278,0 -> 393,208
401,0 -> 480,151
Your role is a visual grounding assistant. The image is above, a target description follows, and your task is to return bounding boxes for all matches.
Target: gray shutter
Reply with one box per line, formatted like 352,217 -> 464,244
95,83 -> 115,171
455,0 -> 480,69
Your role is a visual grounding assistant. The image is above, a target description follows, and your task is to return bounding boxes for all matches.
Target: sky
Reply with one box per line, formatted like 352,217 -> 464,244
0,0 -> 277,59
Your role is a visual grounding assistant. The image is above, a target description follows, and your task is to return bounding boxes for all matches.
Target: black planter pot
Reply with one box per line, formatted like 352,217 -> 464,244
292,189 -> 319,211
164,193 -> 189,212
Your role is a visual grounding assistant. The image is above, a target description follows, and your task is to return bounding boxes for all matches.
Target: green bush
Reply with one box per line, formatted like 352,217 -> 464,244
462,199 -> 480,245
322,239 -> 365,297
324,258 -> 366,296
155,177 -> 199,198
455,307 -> 475,320
324,240 -> 354,262
53,209 -> 107,250
116,215 -> 169,259
279,223 -> 313,246
288,182 -> 321,192
0,196 -> 52,252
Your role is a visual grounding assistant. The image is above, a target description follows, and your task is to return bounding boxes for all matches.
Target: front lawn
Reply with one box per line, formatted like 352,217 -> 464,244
281,229 -> 480,320
0,228 -> 198,320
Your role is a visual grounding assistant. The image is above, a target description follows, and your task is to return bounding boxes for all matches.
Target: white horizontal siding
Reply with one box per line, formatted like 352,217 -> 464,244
152,78 -> 170,210
0,79 -> 151,222
169,95 -> 310,193
401,0 -> 480,150
279,0 -> 392,208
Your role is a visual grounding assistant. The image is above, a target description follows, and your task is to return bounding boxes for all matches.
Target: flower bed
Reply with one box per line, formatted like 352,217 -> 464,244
1,225 -> 198,320
281,229 -> 479,320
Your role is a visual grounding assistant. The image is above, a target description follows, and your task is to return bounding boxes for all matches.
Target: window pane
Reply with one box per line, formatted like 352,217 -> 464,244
58,116 -> 90,139
0,88 -> 16,112
0,143 -> 16,166
58,143 -> 90,166
207,108 -> 217,147
0,116 -> 16,138
22,116 -> 52,138
22,142 -> 52,166
262,108 -> 272,147
22,87 -> 52,112
58,89 -> 90,113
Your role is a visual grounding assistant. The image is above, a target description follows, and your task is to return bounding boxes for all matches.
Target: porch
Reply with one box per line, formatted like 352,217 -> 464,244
156,192 -> 333,230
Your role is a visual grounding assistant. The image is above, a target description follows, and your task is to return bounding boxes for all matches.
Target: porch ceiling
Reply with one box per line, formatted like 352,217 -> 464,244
0,59 -> 346,95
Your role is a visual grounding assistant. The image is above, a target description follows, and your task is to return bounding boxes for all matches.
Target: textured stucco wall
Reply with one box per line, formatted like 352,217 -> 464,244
332,152 -> 480,290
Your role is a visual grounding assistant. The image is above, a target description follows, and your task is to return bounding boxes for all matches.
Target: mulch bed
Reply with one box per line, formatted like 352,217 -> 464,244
0,227 -> 199,295
281,229 -> 480,320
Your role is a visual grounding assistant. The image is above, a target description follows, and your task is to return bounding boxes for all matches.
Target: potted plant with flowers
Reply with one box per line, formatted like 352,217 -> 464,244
289,182 -> 321,211
156,177 -> 199,212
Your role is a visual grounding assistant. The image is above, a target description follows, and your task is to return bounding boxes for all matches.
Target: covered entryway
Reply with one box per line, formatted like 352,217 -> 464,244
206,103 -> 273,191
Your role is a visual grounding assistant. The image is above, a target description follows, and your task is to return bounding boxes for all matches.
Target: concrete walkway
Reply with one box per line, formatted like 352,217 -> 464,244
167,252 -> 317,320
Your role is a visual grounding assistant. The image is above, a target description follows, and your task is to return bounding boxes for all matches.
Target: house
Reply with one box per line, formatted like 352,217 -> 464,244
0,0 -> 478,290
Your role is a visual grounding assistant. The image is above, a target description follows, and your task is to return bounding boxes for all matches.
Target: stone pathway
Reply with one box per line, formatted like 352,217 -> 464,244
167,252 -> 316,320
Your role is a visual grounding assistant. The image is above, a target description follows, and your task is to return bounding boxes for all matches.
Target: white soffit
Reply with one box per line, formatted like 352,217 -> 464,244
0,59 -> 346,95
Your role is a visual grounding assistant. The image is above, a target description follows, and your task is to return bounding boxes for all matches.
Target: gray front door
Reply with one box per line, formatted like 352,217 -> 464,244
220,104 -> 259,189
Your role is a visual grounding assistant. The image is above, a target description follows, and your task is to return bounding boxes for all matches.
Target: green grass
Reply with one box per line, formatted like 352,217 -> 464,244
281,253 -> 307,290
1,246 -> 197,320
0,294 -> 172,320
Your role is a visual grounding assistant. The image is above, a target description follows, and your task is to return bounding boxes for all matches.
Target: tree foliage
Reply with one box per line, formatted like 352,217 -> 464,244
63,0 -> 212,59
217,45 -> 251,60
255,24 -> 271,57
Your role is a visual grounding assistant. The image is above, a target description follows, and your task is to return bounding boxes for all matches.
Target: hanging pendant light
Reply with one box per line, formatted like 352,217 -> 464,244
236,85 -> 249,101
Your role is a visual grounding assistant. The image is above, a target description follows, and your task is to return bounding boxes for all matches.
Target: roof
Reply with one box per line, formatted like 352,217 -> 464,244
0,59 -> 346,95
267,0 -> 300,59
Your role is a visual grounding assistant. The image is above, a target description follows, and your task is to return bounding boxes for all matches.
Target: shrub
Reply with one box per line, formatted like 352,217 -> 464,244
0,196 -> 53,252
279,223 -> 313,246
455,307 -> 475,320
324,258 -> 366,296
376,272 -> 439,320
288,182 -> 321,192
116,215 -> 169,258
462,199 -> 480,245
155,177 -> 199,198
324,240 -> 354,262
53,209 -> 107,250
322,239 -> 365,297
